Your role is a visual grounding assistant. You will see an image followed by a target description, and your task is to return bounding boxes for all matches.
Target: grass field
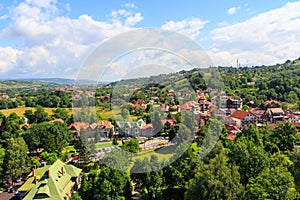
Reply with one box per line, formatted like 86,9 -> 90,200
0,105 -> 143,122
0,106 -> 60,116
95,141 -> 113,149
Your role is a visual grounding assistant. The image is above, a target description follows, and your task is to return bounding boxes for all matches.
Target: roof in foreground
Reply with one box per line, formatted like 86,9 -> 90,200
19,159 -> 81,200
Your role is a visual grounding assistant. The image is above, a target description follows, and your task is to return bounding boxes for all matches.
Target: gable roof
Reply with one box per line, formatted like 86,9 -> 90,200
19,159 -> 81,200
116,119 -> 146,129
267,108 -> 284,115
230,110 -> 250,120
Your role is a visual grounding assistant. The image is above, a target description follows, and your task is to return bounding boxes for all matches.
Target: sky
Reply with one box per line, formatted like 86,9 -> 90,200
0,0 -> 300,79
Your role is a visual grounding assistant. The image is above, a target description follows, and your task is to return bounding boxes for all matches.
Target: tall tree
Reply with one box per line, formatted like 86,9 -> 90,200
245,166 -> 297,200
93,165 -> 132,200
270,122 -> 300,151
131,155 -> 163,199
51,108 -> 69,121
122,138 -> 140,160
185,149 -> 243,200
4,137 -> 28,183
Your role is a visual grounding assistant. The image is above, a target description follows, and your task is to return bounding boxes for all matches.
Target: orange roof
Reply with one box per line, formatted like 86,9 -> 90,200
230,110 -> 250,120
68,122 -> 89,131
97,120 -> 114,129
50,118 -> 64,123
264,100 -> 282,106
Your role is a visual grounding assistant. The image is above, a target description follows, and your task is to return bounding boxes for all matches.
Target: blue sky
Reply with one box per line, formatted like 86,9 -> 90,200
0,0 -> 300,79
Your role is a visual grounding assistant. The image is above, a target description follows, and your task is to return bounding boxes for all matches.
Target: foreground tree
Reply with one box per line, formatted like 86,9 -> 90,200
228,137 -> 269,186
245,166 -> 297,200
131,155 -> 163,199
4,137 -> 28,182
93,165 -> 132,200
270,122 -> 300,151
185,149 -> 243,200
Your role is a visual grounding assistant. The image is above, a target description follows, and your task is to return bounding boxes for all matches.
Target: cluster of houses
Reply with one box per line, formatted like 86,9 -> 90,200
66,90 -> 300,141
68,118 -> 177,139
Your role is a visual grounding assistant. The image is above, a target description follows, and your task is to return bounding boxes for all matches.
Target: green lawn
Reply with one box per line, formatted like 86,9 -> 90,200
95,141 -> 113,149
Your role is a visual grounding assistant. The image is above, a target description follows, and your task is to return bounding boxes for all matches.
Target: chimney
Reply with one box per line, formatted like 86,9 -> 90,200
47,169 -> 50,177
61,167 -> 64,175
34,176 -> 37,184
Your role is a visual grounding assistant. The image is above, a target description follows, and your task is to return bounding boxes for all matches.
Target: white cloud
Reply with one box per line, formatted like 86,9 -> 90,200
161,18 -> 208,39
125,13 -> 143,26
210,1 -> 300,66
0,0 -> 143,78
227,7 -> 238,15
0,47 -> 22,72
124,3 -> 136,8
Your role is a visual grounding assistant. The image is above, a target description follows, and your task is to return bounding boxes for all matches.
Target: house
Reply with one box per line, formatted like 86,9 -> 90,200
211,96 -> 243,109
68,122 -> 89,136
230,110 -> 257,128
141,124 -> 154,138
68,120 -> 114,138
131,99 -> 147,110
115,119 -> 146,137
250,109 -> 268,123
225,124 -> 241,140
222,116 -> 237,126
266,108 -> 285,123
226,97 -> 243,109
285,110 -> 299,123
162,119 -> 176,128
18,160 -> 81,200
178,101 -> 200,113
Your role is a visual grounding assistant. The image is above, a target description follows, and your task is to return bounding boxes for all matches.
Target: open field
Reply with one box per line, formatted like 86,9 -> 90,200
0,106 -> 60,116
0,106 -> 139,120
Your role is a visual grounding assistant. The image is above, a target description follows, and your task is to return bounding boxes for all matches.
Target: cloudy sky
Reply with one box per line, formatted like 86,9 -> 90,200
0,0 -> 300,79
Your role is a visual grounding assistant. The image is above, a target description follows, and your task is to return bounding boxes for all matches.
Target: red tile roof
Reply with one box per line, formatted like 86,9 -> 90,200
228,133 -> 236,140
230,110 -> 250,120
141,124 -> 154,130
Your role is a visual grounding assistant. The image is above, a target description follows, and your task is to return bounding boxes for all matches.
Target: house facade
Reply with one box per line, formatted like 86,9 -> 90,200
230,110 -> 258,128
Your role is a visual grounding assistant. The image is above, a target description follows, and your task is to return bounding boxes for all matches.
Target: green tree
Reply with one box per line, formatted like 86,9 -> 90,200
34,106 -> 49,123
185,150 -> 243,200
245,166 -> 297,200
290,146 -> 300,191
229,137 -> 269,186
122,138 -> 140,159
40,151 -> 58,165
0,145 -> 5,180
51,108 -> 69,121
131,155 -> 163,199
70,193 -> 83,200
270,122 -> 300,151
93,165 -> 132,200
4,137 -> 28,183
23,122 -> 71,155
